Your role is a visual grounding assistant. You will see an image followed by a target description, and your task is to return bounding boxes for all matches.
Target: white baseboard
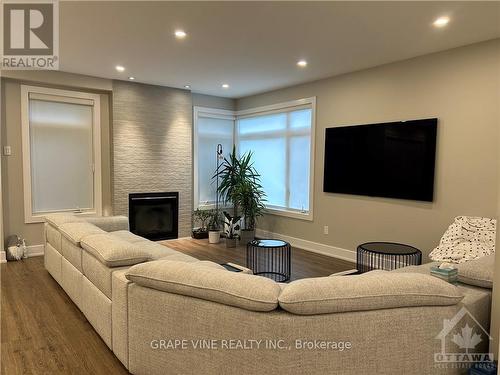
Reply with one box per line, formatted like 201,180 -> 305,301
255,229 -> 356,263
0,245 -> 44,262
25,244 -> 45,258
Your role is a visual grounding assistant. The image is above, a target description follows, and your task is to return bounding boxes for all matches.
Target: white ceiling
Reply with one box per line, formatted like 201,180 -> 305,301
60,1 -> 500,98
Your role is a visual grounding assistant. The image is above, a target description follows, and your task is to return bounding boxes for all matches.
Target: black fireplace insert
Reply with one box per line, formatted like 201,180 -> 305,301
129,192 -> 179,241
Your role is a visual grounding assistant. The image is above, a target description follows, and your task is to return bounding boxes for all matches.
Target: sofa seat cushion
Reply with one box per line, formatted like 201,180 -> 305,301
85,216 -> 129,232
126,260 -> 281,312
81,234 -> 151,267
110,230 -> 146,244
159,252 -> 199,263
45,214 -> 85,228
455,254 -> 494,289
396,257 -> 494,289
136,241 -> 186,260
278,271 -> 463,315
59,222 -> 105,246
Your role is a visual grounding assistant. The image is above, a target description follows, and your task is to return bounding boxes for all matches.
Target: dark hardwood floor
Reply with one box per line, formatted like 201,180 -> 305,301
162,237 -> 355,281
1,238 -> 354,374
1,257 -> 129,375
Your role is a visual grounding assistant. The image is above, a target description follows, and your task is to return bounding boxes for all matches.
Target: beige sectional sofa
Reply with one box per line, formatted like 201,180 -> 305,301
44,214 -> 200,367
44,215 -> 494,375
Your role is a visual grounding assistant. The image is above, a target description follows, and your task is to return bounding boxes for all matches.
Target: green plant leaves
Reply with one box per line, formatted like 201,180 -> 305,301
213,145 -> 266,230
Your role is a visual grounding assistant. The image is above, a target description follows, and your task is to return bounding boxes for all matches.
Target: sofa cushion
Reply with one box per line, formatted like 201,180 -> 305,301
455,254 -> 494,289
45,223 -> 62,253
159,252 -> 199,263
278,271 -> 463,315
135,241 -> 186,260
45,214 -> 85,228
126,260 -> 281,312
85,216 -> 130,232
59,222 -> 105,246
82,251 -> 129,298
110,230 -> 146,244
81,233 -> 151,267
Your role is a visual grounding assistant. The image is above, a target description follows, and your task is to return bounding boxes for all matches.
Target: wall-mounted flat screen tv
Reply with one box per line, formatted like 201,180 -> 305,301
323,118 -> 437,202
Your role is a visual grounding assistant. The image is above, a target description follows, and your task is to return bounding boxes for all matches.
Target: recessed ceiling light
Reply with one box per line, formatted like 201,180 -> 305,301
297,60 -> 308,67
128,76 -> 135,80
184,85 -> 191,89
433,16 -> 450,28
115,65 -> 125,72
175,30 -> 187,39
222,84 -> 229,89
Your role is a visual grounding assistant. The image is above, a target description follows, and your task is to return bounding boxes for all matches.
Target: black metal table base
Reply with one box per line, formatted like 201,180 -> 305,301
356,242 -> 422,273
247,240 -> 291,282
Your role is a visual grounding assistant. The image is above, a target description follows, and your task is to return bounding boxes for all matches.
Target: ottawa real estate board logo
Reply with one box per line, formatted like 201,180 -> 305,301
435,307 -> 493,366
1,0 -> 59,69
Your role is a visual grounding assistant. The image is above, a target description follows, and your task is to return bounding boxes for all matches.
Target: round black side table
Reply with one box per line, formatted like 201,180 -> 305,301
356,242 -> 422,273
247,239 -> 291,282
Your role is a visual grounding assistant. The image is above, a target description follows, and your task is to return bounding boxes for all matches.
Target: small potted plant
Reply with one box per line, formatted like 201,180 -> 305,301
191,208 -> 210,239
208,210 -> 222,244
213,145 -> 265,244
234,180 -> 266,244
223,211 -> 240,248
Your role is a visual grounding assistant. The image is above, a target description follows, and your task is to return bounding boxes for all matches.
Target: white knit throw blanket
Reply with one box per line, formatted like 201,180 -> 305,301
429,216 -> 496,264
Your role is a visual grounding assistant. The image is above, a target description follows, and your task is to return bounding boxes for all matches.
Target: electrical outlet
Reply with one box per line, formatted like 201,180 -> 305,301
3,146 -> 11,156
323,225 -> 329,235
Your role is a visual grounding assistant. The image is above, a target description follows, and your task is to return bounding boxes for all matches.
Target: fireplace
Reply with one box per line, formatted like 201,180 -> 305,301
129,192 -> 179,241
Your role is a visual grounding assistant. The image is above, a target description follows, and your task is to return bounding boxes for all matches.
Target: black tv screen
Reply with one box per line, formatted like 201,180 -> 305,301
323,118 -> 437,202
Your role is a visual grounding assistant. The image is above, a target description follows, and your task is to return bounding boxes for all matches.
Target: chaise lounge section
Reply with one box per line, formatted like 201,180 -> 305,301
43,214 -> 202,368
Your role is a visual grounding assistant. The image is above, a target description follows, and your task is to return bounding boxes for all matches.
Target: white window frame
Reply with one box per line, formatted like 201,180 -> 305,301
21,85 -> 102,223
236,97 -> 316,221
193,106 -> 235,210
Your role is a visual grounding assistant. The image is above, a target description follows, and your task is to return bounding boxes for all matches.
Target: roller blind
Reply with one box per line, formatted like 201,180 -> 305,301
29,97 -> 95,214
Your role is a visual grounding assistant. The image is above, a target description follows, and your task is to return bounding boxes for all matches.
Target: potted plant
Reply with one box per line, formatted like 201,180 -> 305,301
208,209 -> 222,244
213,145 -> 264,241
223,211 -> 241,248
234,180 -> 266,244
191,208 -> 211,239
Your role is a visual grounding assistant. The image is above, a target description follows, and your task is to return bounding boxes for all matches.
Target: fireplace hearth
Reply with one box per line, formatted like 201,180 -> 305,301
129,192 -> 179,241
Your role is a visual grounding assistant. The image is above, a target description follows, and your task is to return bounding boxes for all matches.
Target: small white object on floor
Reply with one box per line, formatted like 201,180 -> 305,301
7,245 -> 24,260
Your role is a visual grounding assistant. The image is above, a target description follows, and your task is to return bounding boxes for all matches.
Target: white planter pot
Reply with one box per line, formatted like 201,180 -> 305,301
208,231 -> 221,244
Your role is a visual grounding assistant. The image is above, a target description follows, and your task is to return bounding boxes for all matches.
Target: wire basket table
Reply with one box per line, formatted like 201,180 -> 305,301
247,239 -> 291,282
356,242 -> 422,273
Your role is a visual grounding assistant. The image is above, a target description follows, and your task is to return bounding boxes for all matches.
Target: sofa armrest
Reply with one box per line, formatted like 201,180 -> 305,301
85,216 -> 129,232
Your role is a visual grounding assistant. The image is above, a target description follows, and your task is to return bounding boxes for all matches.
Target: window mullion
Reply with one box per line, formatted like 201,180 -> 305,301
285,112 -> 291,209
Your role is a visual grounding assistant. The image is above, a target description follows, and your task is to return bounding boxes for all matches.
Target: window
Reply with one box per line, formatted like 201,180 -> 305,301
193,98 -> 315,220
21,86 -> 102,223
237,99 -> 315,220
193,107 -> 235,208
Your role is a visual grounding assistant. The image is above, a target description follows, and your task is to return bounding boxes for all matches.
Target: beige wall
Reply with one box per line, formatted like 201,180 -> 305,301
192,93 -> 235,111
237,39 -> 500,259
0,72 -> 113,246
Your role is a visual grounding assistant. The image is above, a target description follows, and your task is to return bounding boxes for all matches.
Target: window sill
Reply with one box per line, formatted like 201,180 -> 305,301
265,207 -> 313,221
